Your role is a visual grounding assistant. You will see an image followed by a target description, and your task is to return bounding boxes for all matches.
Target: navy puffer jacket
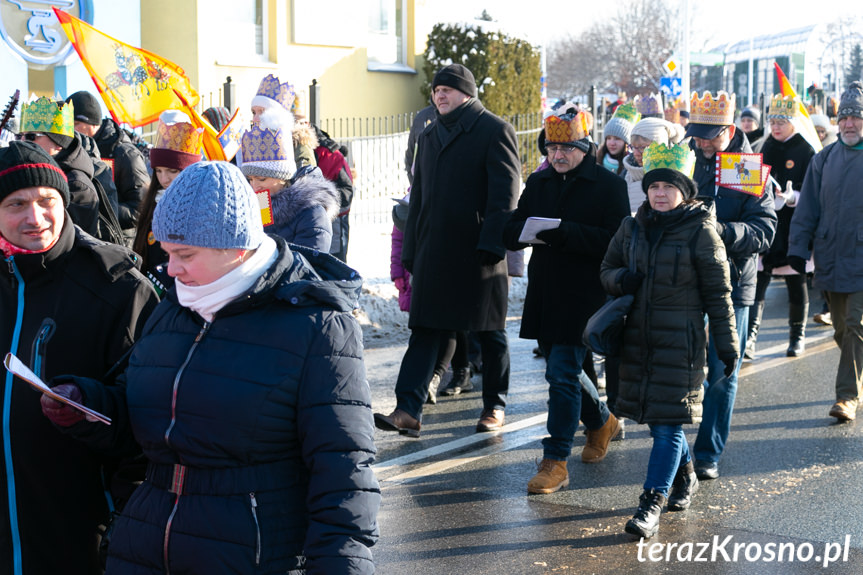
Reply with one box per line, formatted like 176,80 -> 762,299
69,237 -> 379,574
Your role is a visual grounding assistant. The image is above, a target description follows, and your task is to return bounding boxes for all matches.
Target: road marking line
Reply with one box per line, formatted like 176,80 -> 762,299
741,333 -> 834,376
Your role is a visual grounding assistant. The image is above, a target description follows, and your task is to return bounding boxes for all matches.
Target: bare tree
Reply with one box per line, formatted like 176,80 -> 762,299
547,0 -> 679,100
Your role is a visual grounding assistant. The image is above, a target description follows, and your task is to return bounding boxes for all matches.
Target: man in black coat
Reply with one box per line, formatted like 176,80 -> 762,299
374,64 -> 521,437
0,141 -> 159,574
686,91 -> 777,481
504,107 -> 630,494
67,91 -> 150,237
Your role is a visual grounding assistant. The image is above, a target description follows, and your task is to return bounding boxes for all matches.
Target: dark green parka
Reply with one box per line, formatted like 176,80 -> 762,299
600,201 -> 739,425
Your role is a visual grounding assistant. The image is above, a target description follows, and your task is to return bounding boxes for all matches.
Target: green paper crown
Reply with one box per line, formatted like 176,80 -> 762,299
20,96 -> 74,137
643,141 -> 695,177
612,102 -> 641,124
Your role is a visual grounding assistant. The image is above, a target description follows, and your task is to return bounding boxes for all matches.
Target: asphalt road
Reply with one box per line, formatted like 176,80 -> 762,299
364,279 -> 863,574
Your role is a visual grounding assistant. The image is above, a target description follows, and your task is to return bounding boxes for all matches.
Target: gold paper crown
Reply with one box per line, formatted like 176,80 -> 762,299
767,94 -> 800,119
20,96 -> 74,137
256,74 -> 296,112
635,93 -> 663,116
612,102 -> 641,124
545,112 -> 590,144
240,125 -> 293,163
689,91 -> 735,126
155,120 -> 204,154
643,141 -> 695,177
664,108 -> 681,123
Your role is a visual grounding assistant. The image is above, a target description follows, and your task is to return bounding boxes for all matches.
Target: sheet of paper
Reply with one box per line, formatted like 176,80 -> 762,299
518,217 -> 561,245
3,353 -> 112,425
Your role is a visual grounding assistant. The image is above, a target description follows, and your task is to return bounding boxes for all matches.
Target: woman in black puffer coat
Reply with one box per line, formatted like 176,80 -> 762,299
600,142 -> 738,540
42,161 -> 380,574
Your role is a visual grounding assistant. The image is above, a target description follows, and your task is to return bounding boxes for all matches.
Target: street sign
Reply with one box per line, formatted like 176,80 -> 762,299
662,55 -> 679,76
660,77 -> 682,98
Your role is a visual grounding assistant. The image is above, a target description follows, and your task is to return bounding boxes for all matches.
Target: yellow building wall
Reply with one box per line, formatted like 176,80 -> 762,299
140,0 -> 432,124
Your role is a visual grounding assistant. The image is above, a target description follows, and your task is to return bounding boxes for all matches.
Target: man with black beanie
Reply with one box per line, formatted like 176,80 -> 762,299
0,140 -> 159,575
374,63 -> 521,436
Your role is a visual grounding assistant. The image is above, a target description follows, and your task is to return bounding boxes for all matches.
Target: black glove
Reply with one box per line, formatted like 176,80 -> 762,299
476,250 -> 503,267
402,258 -> 413,274
787,255 -> 807,275
40,381 -> 85,427
535,226 -> 568,247
719,353 -> 739,378
618,269 -> 645,295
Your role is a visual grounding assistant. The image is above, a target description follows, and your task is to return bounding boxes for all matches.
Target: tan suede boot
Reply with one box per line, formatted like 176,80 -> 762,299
527,459 -> 569,494
582,413 -> 621,463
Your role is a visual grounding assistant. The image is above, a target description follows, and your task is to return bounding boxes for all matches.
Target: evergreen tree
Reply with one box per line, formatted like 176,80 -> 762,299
847,44 -> 863,84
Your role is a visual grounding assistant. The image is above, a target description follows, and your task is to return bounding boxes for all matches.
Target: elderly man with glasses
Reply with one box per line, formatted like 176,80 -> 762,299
503,105 -> 630,495
685,91 -> 777,481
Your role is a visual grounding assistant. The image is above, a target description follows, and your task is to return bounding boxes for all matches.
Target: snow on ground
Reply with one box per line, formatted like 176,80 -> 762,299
346,223 -> 528,349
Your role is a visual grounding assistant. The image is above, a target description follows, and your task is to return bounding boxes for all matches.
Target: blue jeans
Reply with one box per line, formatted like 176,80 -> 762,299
694,305 -> 748,464
539,341 -> 609,461
645,424 -> 691,496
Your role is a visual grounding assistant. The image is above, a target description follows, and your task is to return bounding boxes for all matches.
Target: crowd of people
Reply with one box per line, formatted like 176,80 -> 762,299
1,60 -> 862,572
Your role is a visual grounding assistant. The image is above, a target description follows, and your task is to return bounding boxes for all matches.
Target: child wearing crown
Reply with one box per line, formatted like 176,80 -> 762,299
600,141 -> 739,539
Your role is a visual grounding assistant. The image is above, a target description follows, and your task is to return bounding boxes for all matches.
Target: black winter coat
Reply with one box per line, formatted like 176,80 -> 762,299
691,128 -> 777,306
66,238 -> 380,574
270,170 -> 339,252
0,221 -> 158,575
403,99 -> 521,331
601,203 -> 738,425
760,133 -> 815,270
503,155 -> 630,343
54,137 -> 100,236
95,119 -> 150,230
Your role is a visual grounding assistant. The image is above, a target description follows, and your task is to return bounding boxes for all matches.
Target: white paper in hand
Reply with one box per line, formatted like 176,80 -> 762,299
3,353 -> 112,425
518,217 -> 561,245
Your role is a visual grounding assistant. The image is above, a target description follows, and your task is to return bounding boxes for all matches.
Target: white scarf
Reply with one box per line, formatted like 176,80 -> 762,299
175,235 -> 278,321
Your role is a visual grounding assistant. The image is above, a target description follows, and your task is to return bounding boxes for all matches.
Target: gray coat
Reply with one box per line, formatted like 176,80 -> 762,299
789,141 -> 863,292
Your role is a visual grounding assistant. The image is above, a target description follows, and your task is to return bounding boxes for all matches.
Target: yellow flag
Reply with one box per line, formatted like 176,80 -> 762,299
774,63 -> 822,153
171,89 -> 225,161
53,8 -> 199,128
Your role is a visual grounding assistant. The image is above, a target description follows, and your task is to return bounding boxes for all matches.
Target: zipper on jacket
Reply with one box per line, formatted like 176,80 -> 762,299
3,258 -> 26,575
672,246 -> 681,285
163,496 -> 180,574
30,318 -> 56,380
250,492 -> 261,565
164,322 -> 211,448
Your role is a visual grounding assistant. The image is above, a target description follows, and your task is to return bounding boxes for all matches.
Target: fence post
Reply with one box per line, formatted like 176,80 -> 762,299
223,76 -> 235,112
310,79 -> 321,126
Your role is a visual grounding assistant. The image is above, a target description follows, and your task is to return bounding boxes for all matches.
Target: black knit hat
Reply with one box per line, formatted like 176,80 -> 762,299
740,106 -> 761,125
838,81 -> 863,120
0,140 -> 69,205
65,91 -> 102,126
642,168 -> 698,200
432,64 -> 478,98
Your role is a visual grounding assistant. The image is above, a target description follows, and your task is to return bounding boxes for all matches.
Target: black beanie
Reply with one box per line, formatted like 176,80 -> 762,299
0,141 -> 70,205
642,167 -> 698,200
432,64 -> 478,98
65,91 -> 102,126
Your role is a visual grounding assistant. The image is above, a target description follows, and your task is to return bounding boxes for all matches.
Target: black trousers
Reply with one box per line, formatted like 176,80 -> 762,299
395,327 -> 509,420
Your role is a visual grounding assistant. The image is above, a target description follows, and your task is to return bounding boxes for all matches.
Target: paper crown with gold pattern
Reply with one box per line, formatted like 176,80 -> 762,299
634,93 -> 663,117
20,96 -> 74,138
643,141 -> 695,177
603,103 -> 640,144
252,74 -> 296,113
545,112 -> 590,146
689,91 -> 735,126
767,94 -> 801,120
149,113 -> 203,171
239,125 -> 297,182
664,108 -> 681,123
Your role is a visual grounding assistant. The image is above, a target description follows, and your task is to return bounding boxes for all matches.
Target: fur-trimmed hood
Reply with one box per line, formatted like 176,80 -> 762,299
293,123 -> 319,151
271,170 -> 340,225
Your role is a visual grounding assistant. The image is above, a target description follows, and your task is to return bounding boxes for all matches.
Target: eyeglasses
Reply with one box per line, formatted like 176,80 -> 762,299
15,132 -> 44,141
546,144 -> 576,155
630,144 -> 649,153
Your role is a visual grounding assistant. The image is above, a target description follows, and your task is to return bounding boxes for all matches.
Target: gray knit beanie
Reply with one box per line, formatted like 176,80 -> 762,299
603,116 -> 633,144
838,81 -> 863,120
153,161 -> 265,250
631,118 -> 684,146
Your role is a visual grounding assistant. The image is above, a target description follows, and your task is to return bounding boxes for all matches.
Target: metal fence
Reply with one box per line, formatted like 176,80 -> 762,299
322,111 -> 545,225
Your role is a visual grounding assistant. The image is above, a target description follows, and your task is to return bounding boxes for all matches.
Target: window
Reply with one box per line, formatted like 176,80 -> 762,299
367,0 -> 407,69
211,0 -> 266,61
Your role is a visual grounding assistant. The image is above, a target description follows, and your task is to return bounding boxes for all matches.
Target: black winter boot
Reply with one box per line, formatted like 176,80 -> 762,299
625,489 -> 666,539
441,367 -> 472,396
787,302 -> 808,357
667,461 -> 699,511
745,300 -> 765,360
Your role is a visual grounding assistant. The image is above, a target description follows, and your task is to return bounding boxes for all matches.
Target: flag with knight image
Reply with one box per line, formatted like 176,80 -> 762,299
715,152 -> 771,197
53,7 -> 199,127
